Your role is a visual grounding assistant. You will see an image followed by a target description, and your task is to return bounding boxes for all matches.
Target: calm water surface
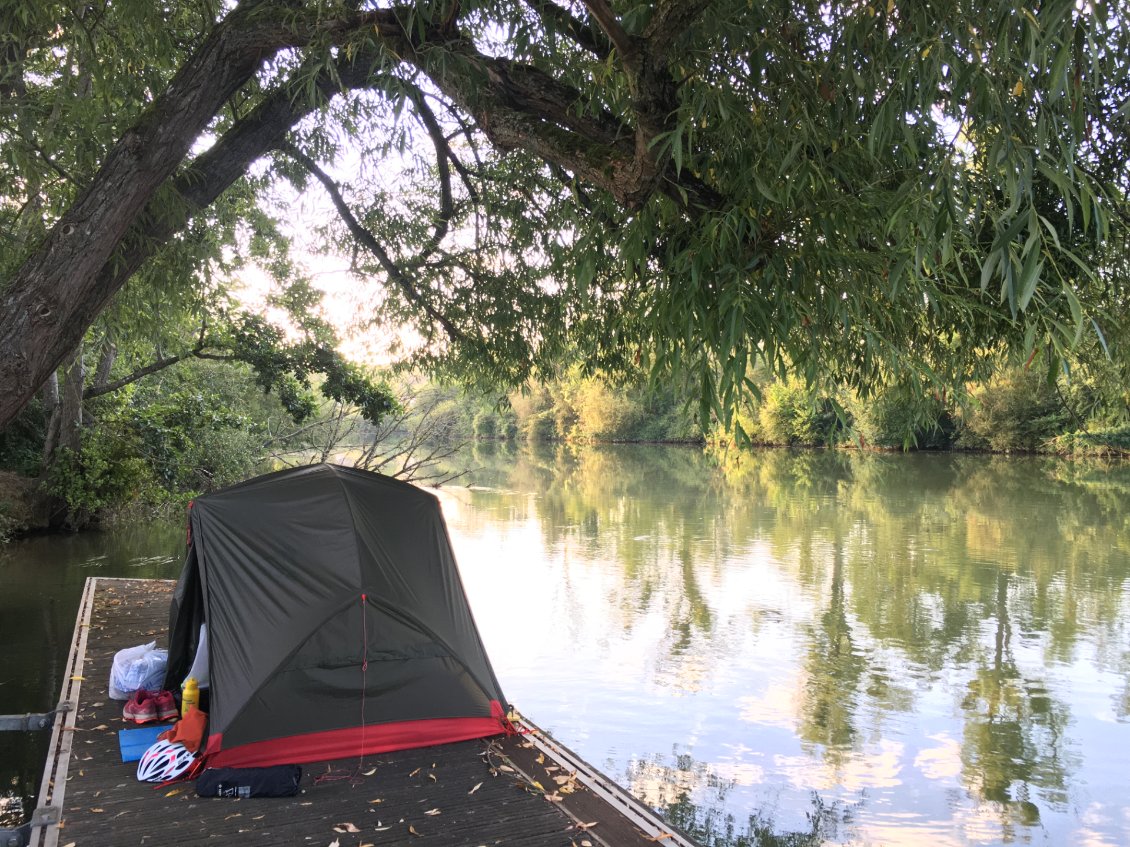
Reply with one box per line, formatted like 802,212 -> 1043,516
3,446 -> 1130,846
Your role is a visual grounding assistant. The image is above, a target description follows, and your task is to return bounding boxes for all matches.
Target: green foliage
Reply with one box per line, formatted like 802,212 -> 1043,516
46,441 -> 153,530
959,367 -> 1073,452
1047,427 -> 1130,457
756,380 -> 842,447
226,314 -> 399,426
849,389 -> 955,451
569,378 -> 646,441
524,412 -> 558,443
2,0 -> 1129,442
473,412 -> 498,440
0,399 -> 46,476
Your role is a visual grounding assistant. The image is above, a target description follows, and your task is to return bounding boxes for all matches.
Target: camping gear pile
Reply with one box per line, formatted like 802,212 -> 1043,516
124,463 -> 511,794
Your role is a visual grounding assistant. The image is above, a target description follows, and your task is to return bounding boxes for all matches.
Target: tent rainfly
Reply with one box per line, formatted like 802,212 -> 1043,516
163,463 -> 511,768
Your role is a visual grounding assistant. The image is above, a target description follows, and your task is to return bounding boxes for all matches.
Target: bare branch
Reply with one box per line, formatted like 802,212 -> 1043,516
281,142 -> 475,347
401,84 -> 456,263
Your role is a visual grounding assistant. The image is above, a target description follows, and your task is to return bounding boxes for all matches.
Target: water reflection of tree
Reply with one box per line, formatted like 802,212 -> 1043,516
627,753 -> 853,847
959,572 -> 1076,833
797,545 -> 866,758
456,443 -> 1130,833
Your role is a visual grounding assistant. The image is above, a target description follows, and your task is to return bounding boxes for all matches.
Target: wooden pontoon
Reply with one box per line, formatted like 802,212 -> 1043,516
26,578 -> 697,847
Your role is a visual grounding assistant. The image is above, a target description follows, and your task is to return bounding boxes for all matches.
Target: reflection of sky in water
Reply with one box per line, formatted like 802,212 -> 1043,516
434,449 -> 1130,847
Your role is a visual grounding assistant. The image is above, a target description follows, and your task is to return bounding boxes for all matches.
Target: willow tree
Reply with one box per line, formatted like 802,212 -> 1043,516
1,0 -> 1127,432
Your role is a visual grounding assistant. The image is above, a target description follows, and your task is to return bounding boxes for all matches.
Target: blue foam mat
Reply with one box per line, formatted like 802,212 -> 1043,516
118,724 -> 174,762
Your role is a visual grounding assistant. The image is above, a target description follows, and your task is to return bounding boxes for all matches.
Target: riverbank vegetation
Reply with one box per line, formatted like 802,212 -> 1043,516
3,337 -> 1128,540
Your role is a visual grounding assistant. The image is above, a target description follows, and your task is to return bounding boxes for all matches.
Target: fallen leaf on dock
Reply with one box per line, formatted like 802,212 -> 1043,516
164,788 -> 183,797
409,825 -> 421,837
428,773 -> 436,782
536,753 -> 545,764
576,821 -> 599,830
408,767 -> 421,777
645,834 -> 675,842
544,793 -> 562,802
424,808 -> 441,816
332,823 -> 360,833
89,808 -> 103,813
328,840 -> 340,847
362,767 -> 377,776
92,724 -> 109,730
369,798 -> 384,804
468,782 -> 482,795
498,764 -> 515,773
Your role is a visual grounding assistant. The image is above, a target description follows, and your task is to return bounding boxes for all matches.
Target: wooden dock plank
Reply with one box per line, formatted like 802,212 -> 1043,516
33,579 -> 692,847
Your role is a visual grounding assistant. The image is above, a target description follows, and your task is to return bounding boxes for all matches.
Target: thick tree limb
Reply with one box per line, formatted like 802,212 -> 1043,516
0,0 -> 395,430
580,0 -> 638,71
643,0 -> 715,57
522,0 -> 610,59
83,352 -> 191,399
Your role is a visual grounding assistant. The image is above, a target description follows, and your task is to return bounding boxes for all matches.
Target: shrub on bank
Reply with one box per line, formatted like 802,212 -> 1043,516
957,368 -> 1072,452
1047,427 -> 1130,457
850,390 -> 955,450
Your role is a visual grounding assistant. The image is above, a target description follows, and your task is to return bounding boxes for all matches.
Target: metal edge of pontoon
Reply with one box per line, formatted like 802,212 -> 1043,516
512,714 -> 700,847
28,576 -> 99,847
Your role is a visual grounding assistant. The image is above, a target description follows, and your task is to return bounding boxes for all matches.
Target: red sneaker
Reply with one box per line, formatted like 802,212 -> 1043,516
123,689 -> 157,724
153,690 -> 179,722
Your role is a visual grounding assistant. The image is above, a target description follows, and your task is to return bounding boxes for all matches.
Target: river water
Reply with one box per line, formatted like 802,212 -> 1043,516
3,445 -> 1130,846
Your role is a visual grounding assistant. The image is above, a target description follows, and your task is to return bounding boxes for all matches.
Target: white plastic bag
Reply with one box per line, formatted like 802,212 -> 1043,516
108,641 -> 168,700
185,623 -> 210,689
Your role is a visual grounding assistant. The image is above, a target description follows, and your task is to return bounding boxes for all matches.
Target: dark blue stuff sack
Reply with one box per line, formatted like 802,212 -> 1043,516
196,765 -> 302,798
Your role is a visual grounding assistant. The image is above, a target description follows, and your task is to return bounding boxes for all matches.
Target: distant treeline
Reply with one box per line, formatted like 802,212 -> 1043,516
461,363 -> 1130,458
1,354 -> 1127,540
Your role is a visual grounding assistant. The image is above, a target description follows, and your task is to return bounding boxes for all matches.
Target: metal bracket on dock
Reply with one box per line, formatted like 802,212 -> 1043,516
0,702 -> 71,733
0,822 -> 30,847
0,807 -> 60,847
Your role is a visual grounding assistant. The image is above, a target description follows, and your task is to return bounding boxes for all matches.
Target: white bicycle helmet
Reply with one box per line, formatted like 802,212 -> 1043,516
136,739 -> 198,783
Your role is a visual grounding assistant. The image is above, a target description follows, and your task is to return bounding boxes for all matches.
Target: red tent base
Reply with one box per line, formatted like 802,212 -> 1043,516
204,702 -> 511,768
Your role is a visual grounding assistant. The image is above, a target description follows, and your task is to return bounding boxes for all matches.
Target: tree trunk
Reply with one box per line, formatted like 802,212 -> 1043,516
0,0 -> 309,431
40,370 -> 60,466
56,347 -> 85,459
92,340 -> 117,392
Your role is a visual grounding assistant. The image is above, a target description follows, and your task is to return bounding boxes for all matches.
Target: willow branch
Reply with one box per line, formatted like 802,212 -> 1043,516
402,85 -> 456,263
522,0 -> 610,59
580,0 -> 638,69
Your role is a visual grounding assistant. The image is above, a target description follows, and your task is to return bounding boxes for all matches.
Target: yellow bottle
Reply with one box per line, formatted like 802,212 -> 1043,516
181,677 -> 199,718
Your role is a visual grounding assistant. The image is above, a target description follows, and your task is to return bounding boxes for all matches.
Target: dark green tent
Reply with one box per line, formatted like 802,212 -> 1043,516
165,463 -> 510,767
